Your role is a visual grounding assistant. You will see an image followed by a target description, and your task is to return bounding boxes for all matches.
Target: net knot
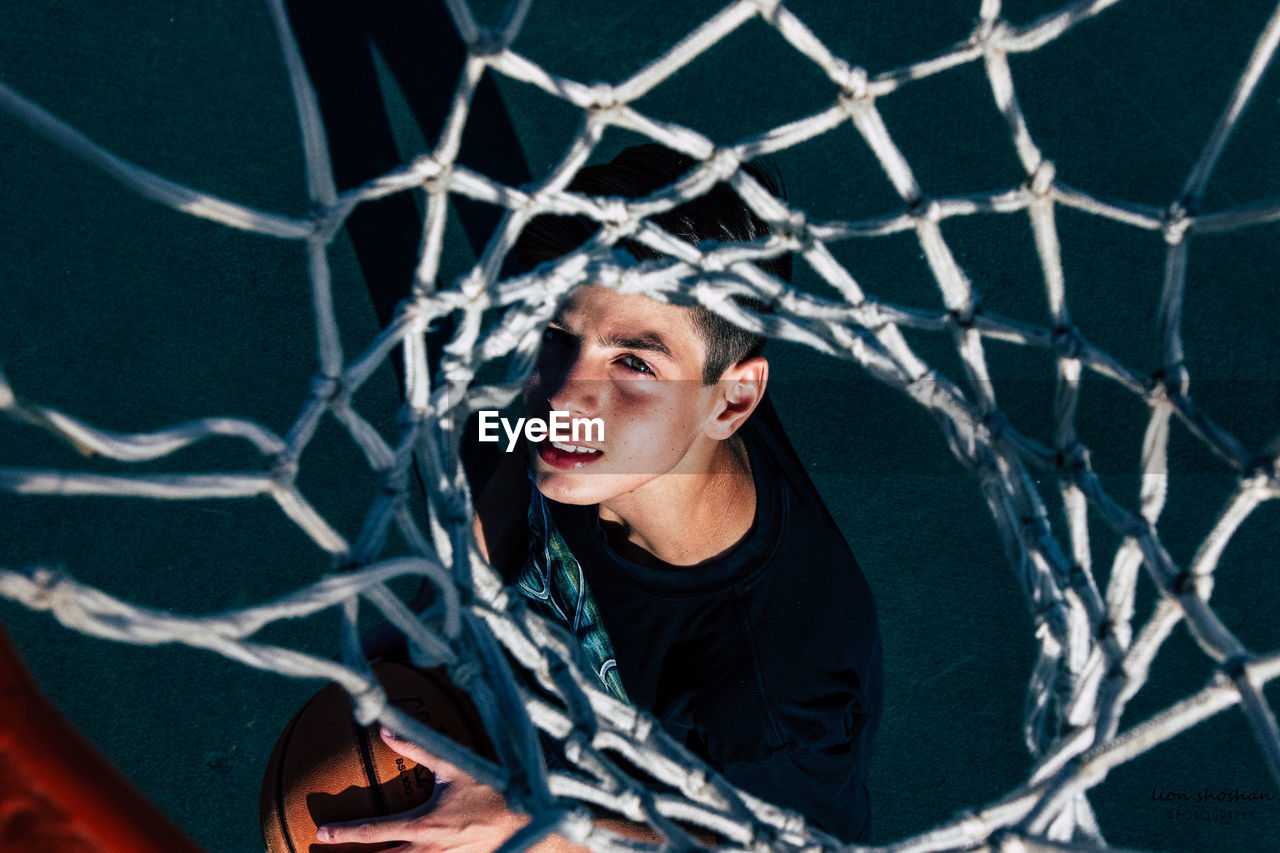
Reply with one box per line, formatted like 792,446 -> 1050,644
468,27 -> 508,58
598,199 -> 637,242
948,303 -> 981,329
1171,568 -> 1214,601
990,829 -> 1038,853
747,0 -> 782,21
1033,600 -> 1069,639
585,82 -> 620,112
349,678 -> 389,727
1120,513 -> 1151,541
561,730 -> 586,765
411,154 -> 446,188
1161,201 -> 1192,245
1221,653 -> 1252,684
910,196 -> 943,224
380,462 -> 408,497
309,199 -> 349,244
1067,560 -> 1091,592
982,408 -> 1009,441
1019,513 -> 1048,541
1051,324 -> 1082,359
696,248 -> 728,275
1105,658 -> 1130,683
776,210 -> 811,251
949,810 -> 990,846
707,148 -> 742,183
832,61 -> 869,102
1149,363 -> 1190,399
558,808 -> 595,846
614,789 -> 645,822
451,660 -> 484,694
458,269 -> 492,305
748,827 -> 779,852
270,452 -> 299,486
627,710 -> 653,741
972,15 -> 1010,53
1244,457 -> 1280,496
25,567 -> 74,613
592,260 -> 630,293
310,374 -> 345,405
1055,441 -> 1090,475
1028,160 -> 1056,197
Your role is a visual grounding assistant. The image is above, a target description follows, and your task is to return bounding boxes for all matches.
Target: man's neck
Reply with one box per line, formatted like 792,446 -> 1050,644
596,436 -> 756,568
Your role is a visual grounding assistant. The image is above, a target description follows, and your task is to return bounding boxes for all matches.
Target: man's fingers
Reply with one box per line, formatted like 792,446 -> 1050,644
315,810 -> 425,846
381,726 -> 470,784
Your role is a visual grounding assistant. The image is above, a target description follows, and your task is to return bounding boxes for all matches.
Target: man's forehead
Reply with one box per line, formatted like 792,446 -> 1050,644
553,286 -> 705,358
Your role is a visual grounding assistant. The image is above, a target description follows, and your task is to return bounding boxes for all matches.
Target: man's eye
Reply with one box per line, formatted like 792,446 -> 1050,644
618,354 -> 653,375
543,327 -> 572,345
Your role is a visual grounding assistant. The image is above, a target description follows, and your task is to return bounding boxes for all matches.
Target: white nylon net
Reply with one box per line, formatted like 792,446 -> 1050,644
3,0 -> 1280,850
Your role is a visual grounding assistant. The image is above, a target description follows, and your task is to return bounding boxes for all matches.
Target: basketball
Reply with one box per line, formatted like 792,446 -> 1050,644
259,661 -> 493,853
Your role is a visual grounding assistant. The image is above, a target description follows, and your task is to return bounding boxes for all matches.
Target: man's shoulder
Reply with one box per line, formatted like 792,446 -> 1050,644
735,403 -> 881,692
740,398 -> 871,591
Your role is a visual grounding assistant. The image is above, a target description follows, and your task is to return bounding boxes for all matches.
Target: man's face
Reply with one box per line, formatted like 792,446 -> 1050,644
522,286 -> 723,506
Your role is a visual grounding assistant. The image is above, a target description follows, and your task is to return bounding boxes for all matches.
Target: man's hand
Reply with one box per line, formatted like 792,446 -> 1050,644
315,728 -> 540,853
315,728 -> 711,852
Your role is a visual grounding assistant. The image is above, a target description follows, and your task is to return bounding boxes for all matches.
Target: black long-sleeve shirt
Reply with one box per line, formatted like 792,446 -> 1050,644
514,397 -> 883,843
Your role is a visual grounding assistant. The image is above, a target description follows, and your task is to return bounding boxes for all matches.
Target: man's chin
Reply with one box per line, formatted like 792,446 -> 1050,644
533,470 -> 606,506
534,465 -> 659,507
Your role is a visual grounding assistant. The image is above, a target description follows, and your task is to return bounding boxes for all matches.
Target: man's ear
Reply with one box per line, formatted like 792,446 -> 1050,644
704,356 -> 768,440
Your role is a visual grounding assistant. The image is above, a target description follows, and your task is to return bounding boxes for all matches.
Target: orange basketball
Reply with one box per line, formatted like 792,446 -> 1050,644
259,661 -> 493,853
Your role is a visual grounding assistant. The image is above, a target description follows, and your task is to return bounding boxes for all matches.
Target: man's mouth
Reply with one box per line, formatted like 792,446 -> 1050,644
538,440 -> 603,470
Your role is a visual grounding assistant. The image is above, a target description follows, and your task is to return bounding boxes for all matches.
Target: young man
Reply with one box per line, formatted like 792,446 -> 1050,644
318,145 -> 882,849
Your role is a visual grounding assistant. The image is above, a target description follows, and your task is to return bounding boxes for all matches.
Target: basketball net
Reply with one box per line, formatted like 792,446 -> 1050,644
3,0 -> 1280,850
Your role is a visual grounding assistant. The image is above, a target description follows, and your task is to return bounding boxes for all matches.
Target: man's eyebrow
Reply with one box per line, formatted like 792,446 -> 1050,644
602,330 -> 674,359
549,314 -> 674,359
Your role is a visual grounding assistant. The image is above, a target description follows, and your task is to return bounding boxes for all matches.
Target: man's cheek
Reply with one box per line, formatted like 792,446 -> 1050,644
607,387 -> 678,431
610,429 -> 671,474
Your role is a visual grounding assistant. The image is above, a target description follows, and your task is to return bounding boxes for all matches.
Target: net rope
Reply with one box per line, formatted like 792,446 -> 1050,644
3,0 -> 1280,849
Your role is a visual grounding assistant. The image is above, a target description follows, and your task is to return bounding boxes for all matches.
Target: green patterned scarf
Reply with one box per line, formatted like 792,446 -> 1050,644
514,478 -> 630,702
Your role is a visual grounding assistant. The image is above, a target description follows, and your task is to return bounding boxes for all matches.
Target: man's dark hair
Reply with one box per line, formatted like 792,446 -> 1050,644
514,144 -> 791,384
